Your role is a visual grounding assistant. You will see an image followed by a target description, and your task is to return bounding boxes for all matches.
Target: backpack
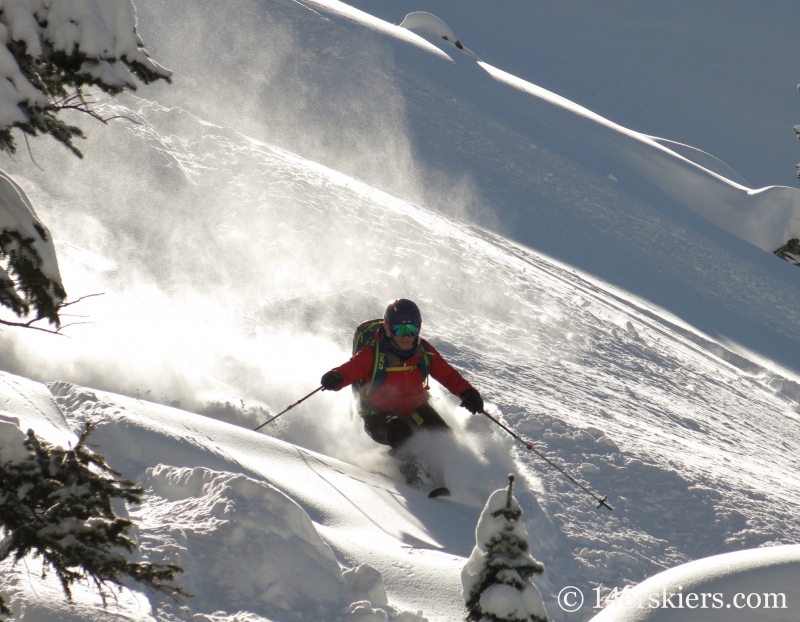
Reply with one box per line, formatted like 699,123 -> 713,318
351,318 -> 433,416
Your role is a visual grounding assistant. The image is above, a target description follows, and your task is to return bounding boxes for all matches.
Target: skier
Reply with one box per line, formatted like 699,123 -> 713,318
320,299 -> 484,482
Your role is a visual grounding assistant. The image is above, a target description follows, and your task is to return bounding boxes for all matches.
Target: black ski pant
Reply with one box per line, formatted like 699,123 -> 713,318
361,402 -> 450,449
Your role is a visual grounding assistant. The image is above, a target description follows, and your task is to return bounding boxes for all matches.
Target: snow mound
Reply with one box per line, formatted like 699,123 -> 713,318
139,464 -> 345,615
592,545 -> 800,621
137,464 -> 425,621
399,12 -> 479,59
0,373 -> 73,446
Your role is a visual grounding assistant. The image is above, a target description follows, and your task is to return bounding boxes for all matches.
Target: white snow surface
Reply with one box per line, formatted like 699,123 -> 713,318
0,0 -> 799,621
473,489 -> 532,557
475,61 -> 800,253
591,545 -> 800,621
1,374 -> 430,621
398,12 -> 479,60
479,584 -> 547,622
399,12 -> 458,44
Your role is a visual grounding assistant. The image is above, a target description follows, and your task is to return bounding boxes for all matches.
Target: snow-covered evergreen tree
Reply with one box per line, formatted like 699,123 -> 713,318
0,0 -> 170,329
461,475 -> 548,622
0,423 -> 186,616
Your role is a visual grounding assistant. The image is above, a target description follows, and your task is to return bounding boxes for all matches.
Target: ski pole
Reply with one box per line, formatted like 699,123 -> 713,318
480,410 -> 614,512
253,386 -> 324,432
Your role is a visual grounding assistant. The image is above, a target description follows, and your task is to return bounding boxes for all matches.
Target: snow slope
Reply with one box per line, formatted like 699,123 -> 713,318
0,0 -> 799,621
341,0 -> 800,192
120,0 -> 800,375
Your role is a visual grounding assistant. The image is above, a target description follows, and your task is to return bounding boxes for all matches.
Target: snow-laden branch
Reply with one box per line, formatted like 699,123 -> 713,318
0,0 -> 171,156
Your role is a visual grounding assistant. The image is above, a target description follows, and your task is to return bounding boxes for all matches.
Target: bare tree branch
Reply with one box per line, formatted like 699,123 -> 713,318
57,292 -> 105,310
23,132 -> 44,171
51,90 -> 142,127
0,293 -> 104,334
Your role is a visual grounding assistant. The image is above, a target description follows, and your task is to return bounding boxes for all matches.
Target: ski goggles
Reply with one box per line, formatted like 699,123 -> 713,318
389,322 -> 420,337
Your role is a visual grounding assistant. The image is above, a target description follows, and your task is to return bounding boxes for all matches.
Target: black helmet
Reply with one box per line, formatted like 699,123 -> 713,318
384,299 -> 421,326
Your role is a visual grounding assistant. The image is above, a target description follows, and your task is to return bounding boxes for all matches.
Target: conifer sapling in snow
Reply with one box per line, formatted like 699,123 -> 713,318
0,423 -> 187,616
461,474 -> 548,622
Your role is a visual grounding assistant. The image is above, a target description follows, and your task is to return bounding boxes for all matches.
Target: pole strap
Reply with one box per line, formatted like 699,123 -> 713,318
253,386 -> 324,432
481,410 -> 614,512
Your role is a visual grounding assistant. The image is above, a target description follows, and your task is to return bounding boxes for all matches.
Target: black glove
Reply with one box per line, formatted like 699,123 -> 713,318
460,387 -> 483,414
321,370 -> 343,390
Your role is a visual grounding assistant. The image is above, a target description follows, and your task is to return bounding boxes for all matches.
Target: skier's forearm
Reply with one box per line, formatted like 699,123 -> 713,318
334,347 -> 375,388
430,354 -> 473,397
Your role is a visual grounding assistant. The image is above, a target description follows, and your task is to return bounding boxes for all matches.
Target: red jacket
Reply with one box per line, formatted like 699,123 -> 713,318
334,336 -> 473,416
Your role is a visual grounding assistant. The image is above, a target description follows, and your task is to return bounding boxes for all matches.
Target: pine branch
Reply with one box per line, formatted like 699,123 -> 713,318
0,424 -> 189,618
0,32 -> 169,158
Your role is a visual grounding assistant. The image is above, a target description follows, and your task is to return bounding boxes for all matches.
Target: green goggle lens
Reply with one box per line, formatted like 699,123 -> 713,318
391,323 -> 420,337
